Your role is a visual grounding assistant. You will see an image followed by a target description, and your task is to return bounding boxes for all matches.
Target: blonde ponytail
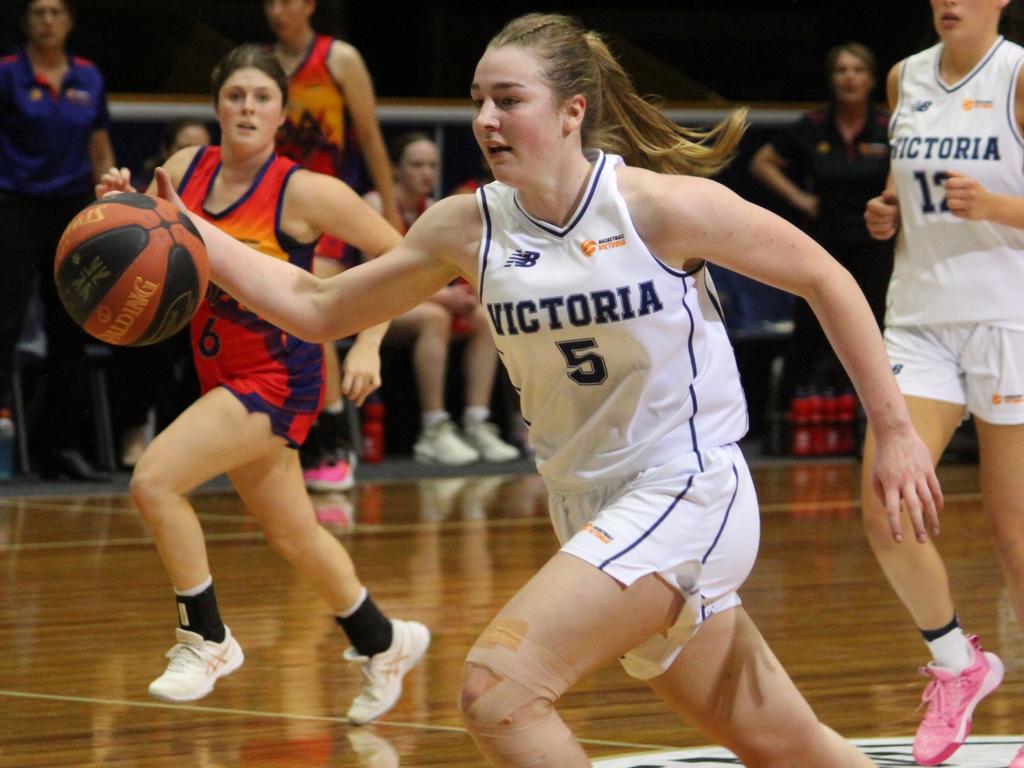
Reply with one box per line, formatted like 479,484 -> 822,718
488,14 -> 747,176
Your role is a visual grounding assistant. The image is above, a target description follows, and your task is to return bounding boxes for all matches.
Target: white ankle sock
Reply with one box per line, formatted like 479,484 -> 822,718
422,410 -> 448,430
927,627 -> 973,672
463,406 -> 490,427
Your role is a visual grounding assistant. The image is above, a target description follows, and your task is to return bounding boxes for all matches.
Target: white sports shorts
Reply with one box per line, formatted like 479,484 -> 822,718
548,443 -> 759,680
885,323 -> 1024,425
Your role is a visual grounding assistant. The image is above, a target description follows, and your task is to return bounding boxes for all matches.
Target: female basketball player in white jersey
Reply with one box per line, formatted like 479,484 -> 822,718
863,1 -> 1024,765
146,13 -> 941,766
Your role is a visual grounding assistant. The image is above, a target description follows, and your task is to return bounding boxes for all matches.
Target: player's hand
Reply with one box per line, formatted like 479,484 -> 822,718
153,167 -> 187,213
95,166 -> 133,199
339,340 -> 382,406
870,426 -> 943,543
944,170 -> 993,221
864,191 -> 900,240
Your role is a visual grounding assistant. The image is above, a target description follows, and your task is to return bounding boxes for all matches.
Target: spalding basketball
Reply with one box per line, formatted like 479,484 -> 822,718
54,193 -> 208,346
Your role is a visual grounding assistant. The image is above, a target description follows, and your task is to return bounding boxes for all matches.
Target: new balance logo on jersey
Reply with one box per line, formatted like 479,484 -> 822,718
504,250 -> 541,268
912,100 -> 932,112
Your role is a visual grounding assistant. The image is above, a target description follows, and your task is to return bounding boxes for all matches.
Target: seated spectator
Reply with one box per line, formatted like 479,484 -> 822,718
364,133 -> 519,465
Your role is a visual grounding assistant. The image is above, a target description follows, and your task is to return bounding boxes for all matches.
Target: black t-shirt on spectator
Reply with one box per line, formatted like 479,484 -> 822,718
772,105 -> 890,248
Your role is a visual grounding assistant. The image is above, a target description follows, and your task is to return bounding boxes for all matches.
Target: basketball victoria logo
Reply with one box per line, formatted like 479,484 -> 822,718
592,737 -> 1022,767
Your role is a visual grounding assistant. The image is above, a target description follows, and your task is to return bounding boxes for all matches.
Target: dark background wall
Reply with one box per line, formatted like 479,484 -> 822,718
0,1 -> 944,102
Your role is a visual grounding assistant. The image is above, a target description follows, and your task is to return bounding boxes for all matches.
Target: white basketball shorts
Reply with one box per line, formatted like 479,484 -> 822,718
885,323 -> 1024,425
548,442 -> 760,679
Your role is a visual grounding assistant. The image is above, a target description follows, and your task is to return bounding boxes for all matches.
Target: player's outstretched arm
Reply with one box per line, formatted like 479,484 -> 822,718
153,167 -> 470,344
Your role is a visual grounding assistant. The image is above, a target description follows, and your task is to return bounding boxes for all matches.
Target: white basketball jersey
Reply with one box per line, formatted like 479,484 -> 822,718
476,151 -> 748,492
889,36 -> 1024,327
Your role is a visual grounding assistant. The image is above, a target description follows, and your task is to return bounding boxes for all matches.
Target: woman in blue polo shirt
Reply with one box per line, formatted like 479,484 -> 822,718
0,0 -> 115,480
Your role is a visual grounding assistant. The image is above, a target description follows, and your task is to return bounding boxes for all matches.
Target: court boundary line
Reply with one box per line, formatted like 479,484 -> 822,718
0,689 -> 679,750
0,492 -> 984,553
0,515 -> 553,552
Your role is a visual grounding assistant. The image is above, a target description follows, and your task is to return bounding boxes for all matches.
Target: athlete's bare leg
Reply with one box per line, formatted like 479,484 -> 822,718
649,608 -> 874,767
385,302 -> 452,412
459,552 -> 864,767
861,395 -> 963,629
229,444 -> 363,610
130,388 -> 285,589
976,418 -> 1024,632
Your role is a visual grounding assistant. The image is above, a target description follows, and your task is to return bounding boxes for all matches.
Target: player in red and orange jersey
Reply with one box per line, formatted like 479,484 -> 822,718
97,44 -> 427,724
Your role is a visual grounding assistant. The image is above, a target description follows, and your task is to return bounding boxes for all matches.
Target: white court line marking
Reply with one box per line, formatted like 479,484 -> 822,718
0,492 -> 983,553
0,497 -> 242,522
760,491 -> 981,514
1,491 -> 984,517
0,689 -> 677,750
0,516 -> 552,552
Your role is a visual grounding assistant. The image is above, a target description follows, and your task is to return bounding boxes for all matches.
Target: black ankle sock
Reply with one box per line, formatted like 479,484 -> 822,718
336,594 -> 393,657
920,614 -> 960,643
175,582 -> 226,643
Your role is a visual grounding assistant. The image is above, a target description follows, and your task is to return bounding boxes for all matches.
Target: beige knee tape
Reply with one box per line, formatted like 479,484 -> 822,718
462,618 -> 577,765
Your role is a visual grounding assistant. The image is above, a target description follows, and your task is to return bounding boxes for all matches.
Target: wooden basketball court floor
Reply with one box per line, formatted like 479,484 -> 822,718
1,458 -> 1021,766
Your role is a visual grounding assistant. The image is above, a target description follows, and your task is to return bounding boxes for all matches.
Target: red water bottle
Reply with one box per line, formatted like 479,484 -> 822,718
836,389 -> 858,454
361,395 -> 386,464
806,387 -> 826,455
789,387 -> 813,457
822,387 -> 840,455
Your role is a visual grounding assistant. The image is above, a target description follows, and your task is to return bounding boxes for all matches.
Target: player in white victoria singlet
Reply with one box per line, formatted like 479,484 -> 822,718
862,3 -> 1024,766
479,149 -> 747,492
162,14 -> 941,767
889,35 -> 1024,327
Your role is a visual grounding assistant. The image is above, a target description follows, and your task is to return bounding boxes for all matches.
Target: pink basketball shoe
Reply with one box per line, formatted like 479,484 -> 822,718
912,635 -> 1004,766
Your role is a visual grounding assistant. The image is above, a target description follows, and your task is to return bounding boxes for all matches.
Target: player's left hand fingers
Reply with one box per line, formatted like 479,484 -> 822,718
95,166 -> 131,198
921,482 -> 941,537
923,467 -> 944,536
341,371 -> 380,406
348,377 -> 381,407
901,479 -> 929,543
339,369 -> 359,399
945,190 -> 976,218
877,477 -> 905,544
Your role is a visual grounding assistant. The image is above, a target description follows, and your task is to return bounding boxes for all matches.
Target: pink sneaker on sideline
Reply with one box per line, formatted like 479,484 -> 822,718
304,456 -> 355,492
913,635 -> 1004,766
1010,743 -> 1024,768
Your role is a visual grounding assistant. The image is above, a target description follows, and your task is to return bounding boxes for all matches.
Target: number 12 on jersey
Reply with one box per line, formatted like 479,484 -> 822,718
913,170 -> 950,214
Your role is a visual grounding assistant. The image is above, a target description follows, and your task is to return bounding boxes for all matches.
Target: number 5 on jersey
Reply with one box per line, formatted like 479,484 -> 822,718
557,338 -> 608,385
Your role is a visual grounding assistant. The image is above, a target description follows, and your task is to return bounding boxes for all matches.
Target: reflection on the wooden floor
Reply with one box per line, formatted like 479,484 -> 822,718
0,460 -> 1018,767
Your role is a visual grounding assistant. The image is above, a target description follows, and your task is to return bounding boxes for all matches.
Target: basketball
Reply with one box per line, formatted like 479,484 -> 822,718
54,193 -> 209,346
